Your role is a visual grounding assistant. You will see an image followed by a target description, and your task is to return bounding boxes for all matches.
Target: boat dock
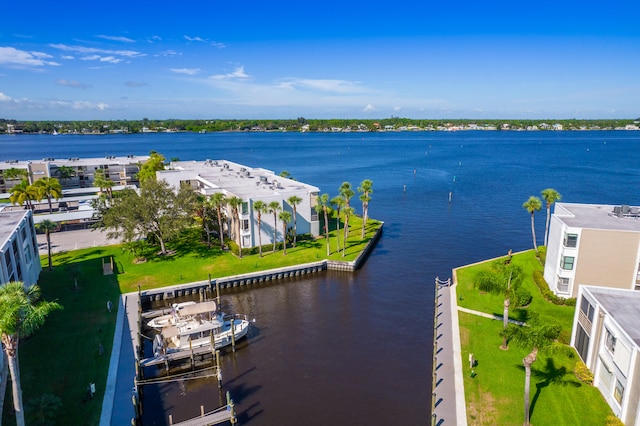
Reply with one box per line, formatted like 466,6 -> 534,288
168,392 -> 236,426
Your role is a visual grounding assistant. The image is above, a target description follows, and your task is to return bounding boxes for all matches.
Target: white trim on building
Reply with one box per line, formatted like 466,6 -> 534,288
0,210 -> 42,286
572,286 -> 640,425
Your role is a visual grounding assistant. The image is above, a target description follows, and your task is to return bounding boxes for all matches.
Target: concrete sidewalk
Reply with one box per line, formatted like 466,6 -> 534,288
37,228 -> 120,255
432,282 -> 467,426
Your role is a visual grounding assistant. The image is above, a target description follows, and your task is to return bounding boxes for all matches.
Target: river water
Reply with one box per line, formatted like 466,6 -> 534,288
2,130 -> 639,424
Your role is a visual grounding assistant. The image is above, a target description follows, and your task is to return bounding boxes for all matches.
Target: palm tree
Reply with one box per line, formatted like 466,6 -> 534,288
227,196 -> 243,258
54,165 -> 76,186
253,200 -> 268,257
93,169 -> 114,199
34,177 -> 63,213
541,188 -> 561,247
358,179 -> 373,239
36,219 -> 58,271
330,196 -> 344,253
287,195 -> 302,247
339,181 -> 354,209
474,262 -> 523,349
3,167 -> 29,182
504,315 -> 562,426
342,206 -> 355,257
523,196 -> 542,252
211,192 -> 227,249
268,201 -> 281,252
278,211 -> 292,255
0,282 -> 62,426
315,193 -> 331,256
9,180 -> 40,211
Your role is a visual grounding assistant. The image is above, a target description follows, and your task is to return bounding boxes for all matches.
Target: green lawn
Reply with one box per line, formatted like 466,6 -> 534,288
3,217 -> 381,424
455,251 -> 614,425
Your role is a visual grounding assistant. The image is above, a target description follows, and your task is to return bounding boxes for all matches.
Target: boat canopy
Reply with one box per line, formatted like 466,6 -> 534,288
178,301 -> 217,317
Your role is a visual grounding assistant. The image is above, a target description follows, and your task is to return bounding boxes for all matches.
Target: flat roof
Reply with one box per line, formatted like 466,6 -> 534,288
0,155 -> 149,171
554,202 -> 640,232
586,286 -> 640,346
0,210 -> 28,250
163,160 -> 320,199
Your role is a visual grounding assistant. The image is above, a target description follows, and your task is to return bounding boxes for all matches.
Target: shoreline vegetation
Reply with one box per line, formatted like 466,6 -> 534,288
2,117 -> 640,135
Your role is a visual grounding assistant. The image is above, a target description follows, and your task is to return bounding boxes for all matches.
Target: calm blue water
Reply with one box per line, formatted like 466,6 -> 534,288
2,131 -> 639,424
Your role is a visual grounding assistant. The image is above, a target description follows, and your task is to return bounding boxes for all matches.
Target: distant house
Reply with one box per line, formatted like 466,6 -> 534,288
0,210 -> 41,286
572,286 -> 640,424
543,203 -> 640,297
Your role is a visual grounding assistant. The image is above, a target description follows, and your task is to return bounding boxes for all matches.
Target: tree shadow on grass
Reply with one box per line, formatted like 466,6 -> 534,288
518,357 -> 582,419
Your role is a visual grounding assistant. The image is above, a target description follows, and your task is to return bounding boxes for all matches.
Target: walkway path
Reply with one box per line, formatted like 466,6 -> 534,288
457,306 -> 526,326
432,280 -> 467,426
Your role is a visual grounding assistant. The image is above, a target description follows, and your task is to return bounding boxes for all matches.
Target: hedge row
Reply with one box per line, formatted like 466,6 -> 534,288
532,270 -> 576,306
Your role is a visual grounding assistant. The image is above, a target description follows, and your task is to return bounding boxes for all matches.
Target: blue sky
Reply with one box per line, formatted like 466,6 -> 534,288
1,0 -> 639,120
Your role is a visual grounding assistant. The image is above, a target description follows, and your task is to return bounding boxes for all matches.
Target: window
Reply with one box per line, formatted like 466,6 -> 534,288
557,277 -> 570,292
605,329 -> 616,354
580,297 -> 595,322
242,219 -> 249,231
614,380 -> 624,404
561,256 -> 575,270
242,202 -> 248,215
575,325 -> 590,362
564,233 -> 578,248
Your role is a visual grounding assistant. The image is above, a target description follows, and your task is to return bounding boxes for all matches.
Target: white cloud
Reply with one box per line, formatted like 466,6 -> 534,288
364,104 -> 375,112
61,55 -> 75,60
0,92 -> 13,102
56,79 -> 90,89
125,81 -> 148,87
49,100 -> 109,110
0,47 -> 60,67
49,44 -> 144,59
393,106 -> 401,112
80,55 -> 122,63
156,50 -> 181,57
171,68 -> 201,76
97,35 -> 135,43
184,35 -> 226,48
210,66 -> 249,80
279,78 -> 364,94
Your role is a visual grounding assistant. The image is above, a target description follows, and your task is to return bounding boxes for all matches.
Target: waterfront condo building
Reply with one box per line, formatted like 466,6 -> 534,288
572,286 -> 640,425
0,210 -> 41,286
543,203 -> 640,298
158,160 -> 320,250
0,155 -> 149,193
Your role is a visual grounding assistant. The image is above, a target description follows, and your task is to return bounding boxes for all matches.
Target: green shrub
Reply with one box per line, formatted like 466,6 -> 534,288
537,246 -> 547,265
532,270 -> 574,305
575,360 -> 594,385
514,287 -> 532,307
605,415 -> 624,426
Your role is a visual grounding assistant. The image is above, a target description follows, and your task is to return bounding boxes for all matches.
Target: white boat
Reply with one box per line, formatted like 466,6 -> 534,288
146,301 -> 199,329
152,309 -> 252,356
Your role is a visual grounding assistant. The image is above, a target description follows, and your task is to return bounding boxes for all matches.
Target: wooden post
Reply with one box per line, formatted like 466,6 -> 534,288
216,280 -> 221,305
227,391 -> 236,425
216,350 -> 222,387
168,414 -> 173,425
230,315 -> 236,352
189,338 -> 194,370
200,405 -> 205,416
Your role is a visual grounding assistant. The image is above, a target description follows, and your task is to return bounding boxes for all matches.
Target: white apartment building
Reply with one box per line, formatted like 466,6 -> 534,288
158,160 -> 320,249
572,286 -> 640,425
0,210 -> 41,286
0,155 -> 149,193
544,203 -> 640,298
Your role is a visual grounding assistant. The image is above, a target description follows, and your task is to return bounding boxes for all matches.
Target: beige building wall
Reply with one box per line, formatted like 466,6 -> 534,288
573,229 -> 640,297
